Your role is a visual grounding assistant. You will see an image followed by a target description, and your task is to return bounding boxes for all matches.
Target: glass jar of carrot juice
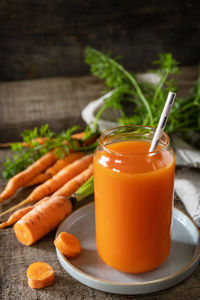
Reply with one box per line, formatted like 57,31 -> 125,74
94,125 -> 175,273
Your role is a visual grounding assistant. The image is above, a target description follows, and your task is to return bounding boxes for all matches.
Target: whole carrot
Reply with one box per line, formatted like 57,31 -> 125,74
0,151 -> 58,202
14,196 -> 72,245
0,154 -> 93,217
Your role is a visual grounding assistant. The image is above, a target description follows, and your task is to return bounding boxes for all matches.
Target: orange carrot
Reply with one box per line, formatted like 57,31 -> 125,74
27,262 -> 55,289
24,152 -> 85,188
0,151 -> 58,202
0,154 -> 93,217
0,197 -> 52,229
33,196 -> 50,207
1,165 -> 93,229
54,232 -> 81,258
14,196 -> 72,245
25,154 -> 93,202
71,132 -> 85,140
0,132 -> 86,148
28,274 -> 55,289
22,132 -> 85,147
21,138 -> 49,147
45,152 -> 85,177
0,138 -> 48,149
0,206 -> 33,229
53,164 -> 93,198
72,132 -> 98,146
24,173 -> 51,188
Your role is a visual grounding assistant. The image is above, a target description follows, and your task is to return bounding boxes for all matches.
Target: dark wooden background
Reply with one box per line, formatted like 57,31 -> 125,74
0,0 -> 199,81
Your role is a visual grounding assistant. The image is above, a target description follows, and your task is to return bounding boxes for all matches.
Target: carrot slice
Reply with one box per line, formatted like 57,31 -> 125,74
54,232 -> 81,258
27,262 -> 55,289
28,277 -> 55,289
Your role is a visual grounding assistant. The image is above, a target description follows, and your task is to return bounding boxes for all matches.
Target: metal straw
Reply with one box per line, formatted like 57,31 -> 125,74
149,92 -> 176,152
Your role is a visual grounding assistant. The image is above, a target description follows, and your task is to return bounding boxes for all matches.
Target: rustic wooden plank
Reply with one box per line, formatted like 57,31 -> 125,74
0,75 -> 103,142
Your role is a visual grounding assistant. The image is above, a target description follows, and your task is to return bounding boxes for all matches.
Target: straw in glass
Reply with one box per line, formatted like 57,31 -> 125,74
149,92 -> 176,152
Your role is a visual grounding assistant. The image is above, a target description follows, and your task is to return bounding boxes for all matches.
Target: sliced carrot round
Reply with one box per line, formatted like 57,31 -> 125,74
54,232 -> 81,258
14,221 -> 36,246
27,262 -> 55,289
28,276 -> 55,289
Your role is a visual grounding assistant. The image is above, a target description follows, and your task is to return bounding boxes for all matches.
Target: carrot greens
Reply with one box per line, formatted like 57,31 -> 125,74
85,47 -> 200,140
2,124 -> 97,179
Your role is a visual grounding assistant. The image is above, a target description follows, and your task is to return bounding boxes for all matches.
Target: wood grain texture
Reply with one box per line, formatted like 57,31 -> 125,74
0,0 -> 199,81
0,75 -> 103,142
0,72 -> 200,299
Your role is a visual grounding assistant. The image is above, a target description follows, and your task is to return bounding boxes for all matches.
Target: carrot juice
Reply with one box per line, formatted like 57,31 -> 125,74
94,126 -> 175,273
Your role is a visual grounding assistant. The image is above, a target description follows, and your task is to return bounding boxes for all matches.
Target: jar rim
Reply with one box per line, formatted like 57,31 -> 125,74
99,125 -> 170,156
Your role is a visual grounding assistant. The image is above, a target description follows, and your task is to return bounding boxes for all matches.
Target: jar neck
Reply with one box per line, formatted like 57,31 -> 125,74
99,125 -> 170,157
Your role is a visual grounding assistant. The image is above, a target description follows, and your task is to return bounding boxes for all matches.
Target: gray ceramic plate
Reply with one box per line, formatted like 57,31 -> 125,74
56,202 -> 200,295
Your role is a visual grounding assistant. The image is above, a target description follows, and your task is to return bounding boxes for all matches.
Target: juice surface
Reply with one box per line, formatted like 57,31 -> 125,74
94,140 -> 175,273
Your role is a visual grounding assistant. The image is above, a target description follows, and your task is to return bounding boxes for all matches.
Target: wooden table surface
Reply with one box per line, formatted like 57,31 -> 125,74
0,72 -> 200,300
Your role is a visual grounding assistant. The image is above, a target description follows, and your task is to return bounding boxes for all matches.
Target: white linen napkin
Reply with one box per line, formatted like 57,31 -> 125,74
172,135 -> 200,227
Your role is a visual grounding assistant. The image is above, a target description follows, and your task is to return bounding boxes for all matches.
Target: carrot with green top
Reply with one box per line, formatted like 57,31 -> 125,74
0,154 -> 93,217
